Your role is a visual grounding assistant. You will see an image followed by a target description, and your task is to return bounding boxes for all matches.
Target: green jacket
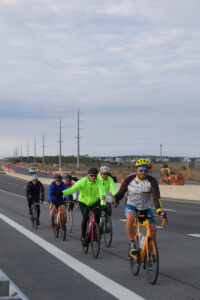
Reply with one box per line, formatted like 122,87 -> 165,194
97,174 -> 117,196
62,176 -> 106,206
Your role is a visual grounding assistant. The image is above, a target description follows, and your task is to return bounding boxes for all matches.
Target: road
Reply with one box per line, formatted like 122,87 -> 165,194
0,174 -> 200,300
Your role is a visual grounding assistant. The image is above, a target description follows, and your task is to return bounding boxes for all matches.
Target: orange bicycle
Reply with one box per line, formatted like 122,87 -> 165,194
129,214 -> 167,284
53,205 -> 66,241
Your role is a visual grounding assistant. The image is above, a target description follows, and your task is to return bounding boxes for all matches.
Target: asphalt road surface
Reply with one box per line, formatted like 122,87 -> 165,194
0,174 -> 200,300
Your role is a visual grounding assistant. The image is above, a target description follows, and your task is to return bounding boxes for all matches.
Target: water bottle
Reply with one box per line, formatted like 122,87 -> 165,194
139,233 -> 145,249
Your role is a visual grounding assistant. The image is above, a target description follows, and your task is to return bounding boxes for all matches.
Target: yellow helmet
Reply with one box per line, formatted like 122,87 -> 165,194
135,158 -> 151,169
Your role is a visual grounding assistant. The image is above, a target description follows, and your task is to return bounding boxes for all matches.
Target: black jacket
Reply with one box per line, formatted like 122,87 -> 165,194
26,181 -> 45,201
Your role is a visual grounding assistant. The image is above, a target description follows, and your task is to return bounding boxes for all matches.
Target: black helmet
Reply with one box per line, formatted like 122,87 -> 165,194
54,174 -> 62,181
88,167 -> 98,175
65,174 -> 72,180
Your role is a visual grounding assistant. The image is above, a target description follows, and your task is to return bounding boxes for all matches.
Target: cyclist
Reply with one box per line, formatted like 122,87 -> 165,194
62,168 -> 106,246
26,174 -> 44,226
97,166 -> 117,217
64,174 -> 78,210
48,174 -> 67,227
114,158 -> 166,255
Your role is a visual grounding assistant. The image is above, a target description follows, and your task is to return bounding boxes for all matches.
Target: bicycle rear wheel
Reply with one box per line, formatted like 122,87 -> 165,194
66,209 -> 73,233
129,237 -> 140,276
91,222 -> 100,258
103,216 -> 112,248
146,237 -> 159,284
60,214 -> 66,241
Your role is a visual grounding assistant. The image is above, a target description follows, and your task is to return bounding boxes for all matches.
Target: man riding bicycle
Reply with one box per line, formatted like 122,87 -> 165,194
64,174 -> 78,210
97,166 -> 117,217
62,168 -> 106,246
114,158 -> 166,255
26,174 -> 44,226
48,174 -> 67,227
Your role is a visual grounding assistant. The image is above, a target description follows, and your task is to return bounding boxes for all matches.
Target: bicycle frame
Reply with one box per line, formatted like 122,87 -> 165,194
131,214 -> 166,263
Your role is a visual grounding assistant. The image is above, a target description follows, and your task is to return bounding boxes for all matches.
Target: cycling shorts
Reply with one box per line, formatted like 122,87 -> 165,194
52,200 -> 65,208
124,204 -> 156,224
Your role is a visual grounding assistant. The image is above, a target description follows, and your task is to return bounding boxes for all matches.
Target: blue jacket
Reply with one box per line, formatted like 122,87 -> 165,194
48,181 -> 67,202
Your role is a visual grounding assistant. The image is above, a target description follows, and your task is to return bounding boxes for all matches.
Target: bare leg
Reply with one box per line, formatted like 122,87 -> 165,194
126,211 -> 136,242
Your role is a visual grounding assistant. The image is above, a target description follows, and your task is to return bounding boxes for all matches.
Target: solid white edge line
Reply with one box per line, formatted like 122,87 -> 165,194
0,188 -> 26,199
0,213 -> 145,300
188,234 -> 200,238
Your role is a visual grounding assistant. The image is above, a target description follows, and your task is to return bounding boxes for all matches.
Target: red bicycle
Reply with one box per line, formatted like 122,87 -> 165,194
82,207 -> 101,258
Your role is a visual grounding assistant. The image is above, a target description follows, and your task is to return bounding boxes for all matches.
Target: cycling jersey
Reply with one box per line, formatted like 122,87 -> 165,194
115,174 -> 162,211
48,181 -> 67,202
97,174 -> 117,196
26,181 -> 44,201
62,176 -> 106,206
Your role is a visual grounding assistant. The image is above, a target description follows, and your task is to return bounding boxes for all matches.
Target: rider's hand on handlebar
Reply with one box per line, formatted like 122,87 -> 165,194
157,209 -> 167,218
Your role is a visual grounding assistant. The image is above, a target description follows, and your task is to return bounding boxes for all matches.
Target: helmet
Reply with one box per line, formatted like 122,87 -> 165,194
100,166 -> 110,173
32,174 -> 38,180
135,158 -> 151,169
65,174 -> 72,180
54,174 -> 63,181
88,167 -> 98,175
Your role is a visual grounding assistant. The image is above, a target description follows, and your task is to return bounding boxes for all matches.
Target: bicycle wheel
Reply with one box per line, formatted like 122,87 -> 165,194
146,237 -> 159,284
103,216 -> 112,248
129,237 -> 140,276
32,207 -> 37,230
91,222 -> 100,258
53,214 -> 59,238
60,214 -> 66,241
66,209 -> 73,233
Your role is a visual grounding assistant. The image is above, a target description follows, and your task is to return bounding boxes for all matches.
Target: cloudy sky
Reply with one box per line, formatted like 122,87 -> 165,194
1,0 -> 200,158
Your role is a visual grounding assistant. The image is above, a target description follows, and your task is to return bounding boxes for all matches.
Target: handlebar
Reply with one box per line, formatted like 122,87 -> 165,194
137,214 -> 167,227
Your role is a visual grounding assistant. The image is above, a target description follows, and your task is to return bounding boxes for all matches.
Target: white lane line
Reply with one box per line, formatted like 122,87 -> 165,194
119,219 -> 126,222
0,213 -> 144,300
163,208 -> 176,212
188,234 -> 200,238
0,189 -> 26,199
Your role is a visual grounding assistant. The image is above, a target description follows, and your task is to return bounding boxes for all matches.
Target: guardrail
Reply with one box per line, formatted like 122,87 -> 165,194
0,270 -> 29,300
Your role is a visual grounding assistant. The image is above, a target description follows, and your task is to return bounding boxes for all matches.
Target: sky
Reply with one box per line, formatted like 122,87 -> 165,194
1,0 -> 200,158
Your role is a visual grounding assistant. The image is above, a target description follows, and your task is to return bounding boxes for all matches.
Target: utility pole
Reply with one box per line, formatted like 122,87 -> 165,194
42,133 -> 45,167
27,141 -> 29,161
76,109 -> 81,170
160,144 -> 163,161
34,137 -> 36,164
58,118 -> 63,172
20,145 -> 22,163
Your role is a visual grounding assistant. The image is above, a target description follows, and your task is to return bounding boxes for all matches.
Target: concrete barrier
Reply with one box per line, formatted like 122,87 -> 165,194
4,172 -> 200,201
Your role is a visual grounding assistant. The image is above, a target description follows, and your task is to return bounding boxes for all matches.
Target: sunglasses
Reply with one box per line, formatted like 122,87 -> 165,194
66,180 -> 71,182
138,168 -> 149,173
89,174 -> 97,178
101,173 -> 108,176
55,180 -> 62,182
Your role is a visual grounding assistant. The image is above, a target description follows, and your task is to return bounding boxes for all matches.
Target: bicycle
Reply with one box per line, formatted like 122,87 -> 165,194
65,200 -> 77,234
53,204 -> 67,241
129,214 -> 167,284
31,201 -> 40,230
99,207 -> 112,248
82,207 -> 101,258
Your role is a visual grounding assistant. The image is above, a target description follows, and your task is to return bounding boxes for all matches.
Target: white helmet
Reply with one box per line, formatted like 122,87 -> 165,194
100,166 -> 110,173
32,174 -> 38,180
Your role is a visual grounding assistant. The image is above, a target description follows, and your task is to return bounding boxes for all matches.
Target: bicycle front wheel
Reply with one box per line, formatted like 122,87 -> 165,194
32,207 -> 37,230
146,237 -> 159,284
60,214 -> 66,241
53,214 -> 59,238
66,209 -> 73,233
129,237 -> 140,276
91,222 -> 100,258
103,216 -> 112,248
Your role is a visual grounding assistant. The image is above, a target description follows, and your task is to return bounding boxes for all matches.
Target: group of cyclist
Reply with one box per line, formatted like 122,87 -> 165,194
26,158 -> 166,255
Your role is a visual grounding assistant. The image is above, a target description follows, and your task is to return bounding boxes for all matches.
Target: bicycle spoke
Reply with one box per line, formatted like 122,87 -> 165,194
146,237 -> 159,284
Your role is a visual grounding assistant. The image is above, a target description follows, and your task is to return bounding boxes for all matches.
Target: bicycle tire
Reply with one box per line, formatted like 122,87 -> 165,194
60,214 -> 66,241
129,237 -> 140,276
103,215 -> 112,248
66,209 -> 73,233
53,214 -> 59,238
32,206 -> 37,230
146,237 -> 159,284
91,222 -> 101,258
